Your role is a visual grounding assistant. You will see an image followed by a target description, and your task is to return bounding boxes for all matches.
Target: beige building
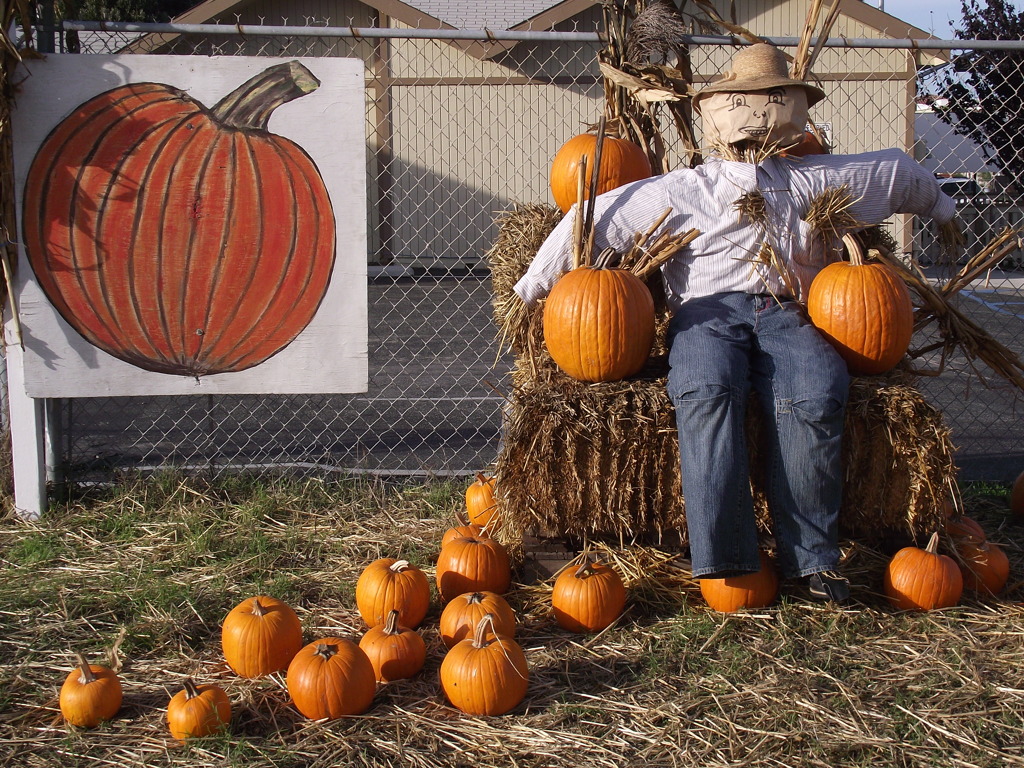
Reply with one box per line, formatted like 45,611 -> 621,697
133,0 -> 938,265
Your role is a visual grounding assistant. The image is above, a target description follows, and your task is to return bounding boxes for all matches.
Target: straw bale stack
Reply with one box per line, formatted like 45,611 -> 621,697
488,204 -> 956,549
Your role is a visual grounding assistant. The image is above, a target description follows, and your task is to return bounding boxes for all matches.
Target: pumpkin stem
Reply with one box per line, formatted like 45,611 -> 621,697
250,597 -> 267,617
390,559 -> 411,572
211,61 -> 320,132
472,613 -> 497,649
841,234 -> 864,267
383,609 -> 402,636
574,561 -> 593,578
182,678 -> 202,700
925,531 -> 941,555
75,652 -> 97,685
475,472 -> 492,486
467,592 -> 485,605
314,643 -> 338,661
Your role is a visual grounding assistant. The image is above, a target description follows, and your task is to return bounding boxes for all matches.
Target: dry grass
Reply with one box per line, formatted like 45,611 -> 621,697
2,474 -> 1024,768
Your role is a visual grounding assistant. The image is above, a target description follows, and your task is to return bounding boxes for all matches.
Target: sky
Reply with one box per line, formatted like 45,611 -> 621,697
872,0 -> 964,38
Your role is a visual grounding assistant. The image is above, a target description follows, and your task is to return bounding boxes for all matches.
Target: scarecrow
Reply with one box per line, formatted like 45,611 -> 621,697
513,43 -> 957,603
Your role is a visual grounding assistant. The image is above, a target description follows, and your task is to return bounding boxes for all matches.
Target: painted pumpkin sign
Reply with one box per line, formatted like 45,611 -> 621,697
21,60 -> 336,377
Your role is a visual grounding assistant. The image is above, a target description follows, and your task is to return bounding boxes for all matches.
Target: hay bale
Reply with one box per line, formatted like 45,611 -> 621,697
487,205 -> 955,548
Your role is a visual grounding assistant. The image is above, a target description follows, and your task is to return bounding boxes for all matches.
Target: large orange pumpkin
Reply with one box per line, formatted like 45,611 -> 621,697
440,614 -> 529,716
699,551 -> 779,612
22,61 -> 335,376
221,595 -> 304,678
807,235 -> 913,375
550,133 -> 651,213
551,560 -> 627,633
286,637 -> 376,720
355,558 -> 431,629
435,535 -> 512,602
884,532 -> 963,611
358,610 -> 427,682
543,266 -> 655,382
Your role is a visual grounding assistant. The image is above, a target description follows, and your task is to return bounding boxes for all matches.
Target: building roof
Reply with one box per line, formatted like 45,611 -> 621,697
136,0 -> 936,61
165,0 -> 933,41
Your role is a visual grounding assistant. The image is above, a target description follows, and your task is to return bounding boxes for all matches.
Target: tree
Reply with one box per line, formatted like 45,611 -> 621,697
63,0 -> 195,23
933,0 -> 1024,189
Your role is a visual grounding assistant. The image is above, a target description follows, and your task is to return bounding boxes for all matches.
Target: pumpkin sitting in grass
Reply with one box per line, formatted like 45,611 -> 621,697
59,652 -> 123,728
222,595 -> 303,678
166,679 -> 231,741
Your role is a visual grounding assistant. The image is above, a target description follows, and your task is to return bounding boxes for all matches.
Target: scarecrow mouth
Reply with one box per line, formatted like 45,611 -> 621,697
741,127 -> 770,137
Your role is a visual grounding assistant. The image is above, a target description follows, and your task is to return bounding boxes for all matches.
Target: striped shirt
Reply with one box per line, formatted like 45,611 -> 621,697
514,149 -> 957,310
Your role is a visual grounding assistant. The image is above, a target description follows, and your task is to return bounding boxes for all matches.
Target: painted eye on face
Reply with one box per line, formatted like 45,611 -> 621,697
729,93 -> 747,110
767,89 -> 785,105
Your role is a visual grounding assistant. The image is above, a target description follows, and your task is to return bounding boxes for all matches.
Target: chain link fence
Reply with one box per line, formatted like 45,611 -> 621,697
25,23 -> 1024,483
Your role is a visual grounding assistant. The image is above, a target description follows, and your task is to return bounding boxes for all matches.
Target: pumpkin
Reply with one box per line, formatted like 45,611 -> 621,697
466,473 -> 498,528
543,265 -> 655,382
884,532 -> 963,611
957,539 -> 1010,594
22,62 -> 335,376
699,551 -> 779,612
59,652 -> 123,728
807,235 -> 913,375
440,614 -> 529,716
550,132 -> 651,213
1012,470 -> 1024,517
355,558 -> 431,628
441,524 -> 487,548
435,535 -> 512,602
945,515 -> 986,544
358,610 -> 427,682
221,595 -> 303,678
286,637 -> 376,719
166,679 -> 231,741
781,128 -> 827,157
439,591 -> 516,648
551,559 -> 627,633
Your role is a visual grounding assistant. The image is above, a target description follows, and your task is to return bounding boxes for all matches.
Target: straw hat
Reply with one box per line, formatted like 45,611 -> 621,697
692,43 -> 825,112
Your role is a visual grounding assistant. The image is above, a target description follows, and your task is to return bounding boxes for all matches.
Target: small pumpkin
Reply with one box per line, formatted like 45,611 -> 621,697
1011,470 -> 1024,517
699,551 -> 779,612
466,473 -> 498,528
439,591 -> 516,648
435,535 -> 512,602
884,532 -> 963,611
440,614 -> 529,716
355,558 -> 431,629
551,559 -> 627,633
543,264 -> 656,383
945,515 -> 987,544
957,539 -> 1010,594
550,132 -> 651,213
59,652 -> 123,728
222,595 -> 303,678
807,235 -> 913,375
358,610 -> 427,682
441,523 -> 487,548
286,637 -> 376,720
166,679 -> 231,741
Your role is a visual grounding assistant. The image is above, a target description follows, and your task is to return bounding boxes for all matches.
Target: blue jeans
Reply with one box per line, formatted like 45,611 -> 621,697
666,292 -> 850,579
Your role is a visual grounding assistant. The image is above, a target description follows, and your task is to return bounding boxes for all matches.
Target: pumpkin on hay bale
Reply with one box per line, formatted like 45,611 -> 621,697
486,204 -> 957,550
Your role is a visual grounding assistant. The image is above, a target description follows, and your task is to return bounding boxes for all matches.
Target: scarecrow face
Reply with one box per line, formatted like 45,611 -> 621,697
701,86 -> 809,150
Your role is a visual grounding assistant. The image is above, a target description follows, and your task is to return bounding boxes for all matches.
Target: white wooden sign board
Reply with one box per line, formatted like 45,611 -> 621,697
8,54 -> 368,397
5,55 -> 369,517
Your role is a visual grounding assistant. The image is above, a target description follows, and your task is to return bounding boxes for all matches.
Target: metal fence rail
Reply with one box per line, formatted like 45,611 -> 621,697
23,23 -> 1024,483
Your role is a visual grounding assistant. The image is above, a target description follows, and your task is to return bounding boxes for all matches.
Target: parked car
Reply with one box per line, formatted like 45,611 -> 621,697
938,177 -> 990,207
